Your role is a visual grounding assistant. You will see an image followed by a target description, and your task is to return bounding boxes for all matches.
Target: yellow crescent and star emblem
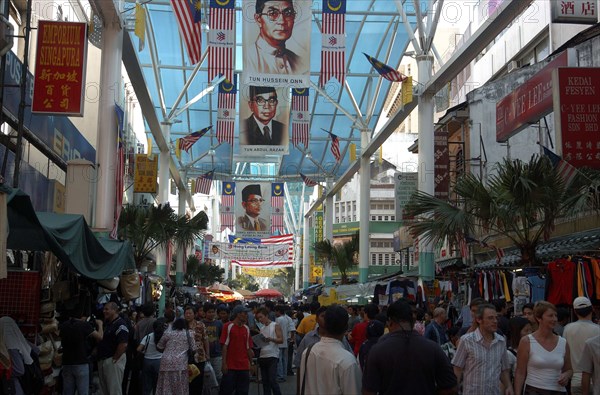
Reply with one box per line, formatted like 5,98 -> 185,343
327,0 -> 343,12
273,184 -> 282,196
221,80 -> 234,92
224,183 -> 234,194
294,88 -> 306,95
215,0 -> 231,7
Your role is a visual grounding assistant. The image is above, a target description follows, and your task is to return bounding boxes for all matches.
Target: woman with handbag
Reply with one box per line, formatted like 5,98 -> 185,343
184,306 -> 209,395
137,318 -> 166,395
156,318 -> 194,395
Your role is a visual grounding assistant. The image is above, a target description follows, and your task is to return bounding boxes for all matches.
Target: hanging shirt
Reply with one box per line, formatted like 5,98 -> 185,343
527,275 -> 546,303
547,258 -> 576,305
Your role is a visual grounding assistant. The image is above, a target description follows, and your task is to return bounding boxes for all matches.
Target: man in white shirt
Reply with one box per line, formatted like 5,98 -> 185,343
298,305 -> 361,395
564,297 -> 600,395
581,334 -> 600,395
246,0 -> 308,74
275,305 -> 294,382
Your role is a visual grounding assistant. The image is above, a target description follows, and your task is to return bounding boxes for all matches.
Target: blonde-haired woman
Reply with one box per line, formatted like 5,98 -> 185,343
514,301 -> 573,395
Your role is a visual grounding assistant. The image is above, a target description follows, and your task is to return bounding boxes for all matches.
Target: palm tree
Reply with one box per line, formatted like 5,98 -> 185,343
314,232 -> 359,284
405,155 -> 599,266
117,203 -> 209,269
185,255 -> 224,286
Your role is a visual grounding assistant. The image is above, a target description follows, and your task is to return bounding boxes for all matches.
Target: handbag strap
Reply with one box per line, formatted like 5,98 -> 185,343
186,328 -> 193,350
300,343 -> 315,395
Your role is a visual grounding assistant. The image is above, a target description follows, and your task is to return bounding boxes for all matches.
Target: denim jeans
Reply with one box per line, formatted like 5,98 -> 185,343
62,364 -> 90,395
141,358 -> 161,395
259,357 -> 281,395
276,348 -> 287,380
219,369 -> 250,395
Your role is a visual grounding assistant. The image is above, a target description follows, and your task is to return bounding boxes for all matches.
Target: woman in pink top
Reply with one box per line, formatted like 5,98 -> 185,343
514,301 -> 573,395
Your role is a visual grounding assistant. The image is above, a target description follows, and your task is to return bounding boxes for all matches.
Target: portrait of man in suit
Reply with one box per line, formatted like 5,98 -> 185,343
245,0 -> 309,75
241,86 -> 286,146
236,184 -> 268,231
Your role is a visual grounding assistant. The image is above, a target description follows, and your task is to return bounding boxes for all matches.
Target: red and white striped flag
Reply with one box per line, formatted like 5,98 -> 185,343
300,173 -> 318,187
330,132 -> 341,162
195,170 -> 214,195
320,0 -> 346,85
291,88 -> 310,147
216,78 -> 236,145
271,183 -> 285,234
208,0 -> 235,83
230,234 -> 294,267
110,104 -> 125,239
171,0 -> 203,65
220,181 -> 235,231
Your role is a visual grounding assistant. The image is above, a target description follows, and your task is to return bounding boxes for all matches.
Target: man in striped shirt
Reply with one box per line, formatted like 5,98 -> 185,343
452,303 -> 513,395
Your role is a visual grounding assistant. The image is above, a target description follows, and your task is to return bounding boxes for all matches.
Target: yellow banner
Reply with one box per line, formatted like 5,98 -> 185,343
402,76 -> 413,105
242,267 -> 278,278
349,143 -> 356,162
134,154 -> 158,193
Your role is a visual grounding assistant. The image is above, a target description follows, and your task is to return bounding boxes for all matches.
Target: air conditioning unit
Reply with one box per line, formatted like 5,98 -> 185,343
0,15 -> 14,57
507,60 -> 521,73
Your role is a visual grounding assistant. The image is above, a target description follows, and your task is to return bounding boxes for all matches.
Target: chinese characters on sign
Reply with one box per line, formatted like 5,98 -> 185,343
32,21 -> 88,115
133,155 -> 158,193
314,211 -> 323,244
394,172 -> 418,222
553,68 -> 600,169
434,129 -> 450,200
551,0 -> 597,24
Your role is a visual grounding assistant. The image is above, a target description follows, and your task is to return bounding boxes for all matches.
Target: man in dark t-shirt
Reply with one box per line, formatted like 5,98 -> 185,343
97,302 -> 129,395
59,313 -> 103,395
362,300 -> 458,395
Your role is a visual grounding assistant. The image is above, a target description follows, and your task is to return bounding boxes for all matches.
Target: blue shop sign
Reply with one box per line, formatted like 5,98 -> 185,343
2,50 -> 96,163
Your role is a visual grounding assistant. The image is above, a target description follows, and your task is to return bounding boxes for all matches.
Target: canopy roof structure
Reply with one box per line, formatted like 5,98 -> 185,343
121,0 -> 419,186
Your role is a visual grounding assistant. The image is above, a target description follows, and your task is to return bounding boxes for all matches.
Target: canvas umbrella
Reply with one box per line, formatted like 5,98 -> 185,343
208,283 -> 234,294
237,289 -> 256,299
254,288 -> 282,298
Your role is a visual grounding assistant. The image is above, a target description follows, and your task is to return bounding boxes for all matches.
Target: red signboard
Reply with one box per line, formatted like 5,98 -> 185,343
434,128 -> 449,200
32,20 -> 88,115
496,50 -> 570,142
553,67 -> 600,169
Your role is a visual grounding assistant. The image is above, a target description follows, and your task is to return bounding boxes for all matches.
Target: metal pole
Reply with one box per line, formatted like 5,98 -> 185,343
358,129 -> 370,283
176,170 -> 187,286
156,121 -> 171,315
12,0 -> 32,188
302,201 -> 310,289
324,178 -> 334,286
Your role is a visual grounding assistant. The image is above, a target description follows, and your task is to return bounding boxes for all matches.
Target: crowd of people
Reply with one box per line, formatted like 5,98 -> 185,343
1,294 -> 599,395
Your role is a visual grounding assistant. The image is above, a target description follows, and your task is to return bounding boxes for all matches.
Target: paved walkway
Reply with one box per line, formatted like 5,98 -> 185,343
248,369 -> 297,395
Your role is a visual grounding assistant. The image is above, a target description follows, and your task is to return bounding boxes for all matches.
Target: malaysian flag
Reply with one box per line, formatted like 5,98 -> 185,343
171,0 -> 203,65
179,126 -> 211,153
364,53 -> 407,82
110,104 -> 125,239
456,233 -> 468,259
228,234 -> 294,267
542,146 -> 578,187
208,0 -> 235,82
195,170 -> 214,195
291,88 -> 310,147
216,77 -> 237,145
220,181 -> 235,231
330,132 -> 341,162
300,173 -> 318,187
320,0 -> 346,85
271,183 -> 285,234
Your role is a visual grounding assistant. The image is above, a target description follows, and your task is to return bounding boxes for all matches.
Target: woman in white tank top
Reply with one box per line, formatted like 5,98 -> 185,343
514,301 -> 573,395
256,307 -> 284,395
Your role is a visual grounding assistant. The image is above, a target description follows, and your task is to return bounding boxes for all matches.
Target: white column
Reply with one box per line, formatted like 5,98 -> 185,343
93,24 -> 123,231
156,122 -> 171,314
294,234 -> 301,291
417,54 -> 435,280
302,201 -> 310,288
359,130 -> 370,283
176,170 -> 187,286
324,178 -> 334,285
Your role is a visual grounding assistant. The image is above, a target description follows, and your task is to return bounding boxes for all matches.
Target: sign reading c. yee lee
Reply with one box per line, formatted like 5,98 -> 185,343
32,21 -> 88,116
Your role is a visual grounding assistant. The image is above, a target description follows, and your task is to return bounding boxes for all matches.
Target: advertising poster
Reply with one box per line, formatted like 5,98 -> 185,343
242,0 -> 311,88
133,155 -> 158,193
208,241 -> 289,262
32,21 -> 88,115
239,85 -> 290,156
235,182 -> 272,237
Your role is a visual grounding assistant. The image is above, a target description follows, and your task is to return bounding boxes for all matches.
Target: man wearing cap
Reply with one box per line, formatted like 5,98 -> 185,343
246,0 -> 308,74
362,299 -> 457,395
563,296 -> 600,395
219,305 -> 254,395
241,86 -> 286,146
237,184 -> 268,231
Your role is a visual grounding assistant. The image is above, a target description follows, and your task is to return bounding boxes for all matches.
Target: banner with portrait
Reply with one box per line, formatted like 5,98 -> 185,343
241,0 -> 311,88
239,85 -> 290,156
208,241 -> 289,262
234,182 -> 272,237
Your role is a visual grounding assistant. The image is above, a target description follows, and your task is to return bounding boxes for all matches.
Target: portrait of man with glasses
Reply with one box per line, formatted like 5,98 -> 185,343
241,85 -> 287,146
237,184 -> 269,232
244,0 -> 310,76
